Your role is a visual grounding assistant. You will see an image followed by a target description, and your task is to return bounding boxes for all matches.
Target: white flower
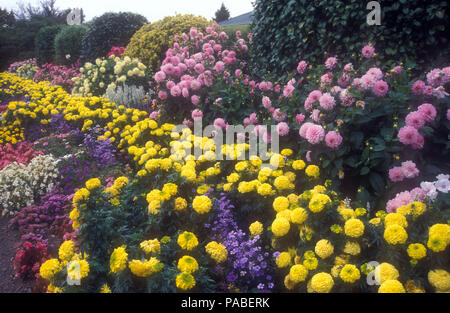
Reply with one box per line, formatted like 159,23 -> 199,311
435,179 -> 450,193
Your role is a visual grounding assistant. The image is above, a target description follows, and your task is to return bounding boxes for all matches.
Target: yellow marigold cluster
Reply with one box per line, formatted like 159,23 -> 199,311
378,280 -> 405,293
85,178 -> 101,190
427,223 -> 450,252
309,272 -> 334,293
344,218 -> 365,238
205,241 -> 228,263
384,224 -> 408,245
249,221 -> 263,236
428,269 -> 450,292
110,246 -> 128,274
67,259 -> 90,281
374,263 -> 399,284
339,264 -> 360,283
129,258 -> 162,277
271,217 -> 290,237
192,195 -> 212,214
309,193 -> 331,213
177,256 -> 199,274
177,231 -> 199,251
292,160 -> 306,170
305,165 -> 320,178
314,239 -> 334,259
174,197 -> 188,211
176,272 -> 196,290
407,243 -> 427,260
291,208 -> 308,224
384,213 -> 408,228
140,239 -> 160,254
276,252 -> 291,268
273,196 -> 290,212
58,240 -> 75,262
40,259 -> 62,280
289,264 -> 309,283
343,241 -> 361,256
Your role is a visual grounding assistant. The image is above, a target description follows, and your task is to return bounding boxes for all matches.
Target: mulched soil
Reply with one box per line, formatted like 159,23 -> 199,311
0,217 -> 34,293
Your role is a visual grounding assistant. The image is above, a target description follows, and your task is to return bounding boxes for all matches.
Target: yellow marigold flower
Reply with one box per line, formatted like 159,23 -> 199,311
47,284 -> 63,293
257,183 -> 275,196
273,196 -> 290,212
72,188 -> 90,206
235,161 -> 248,172
205,241 -> 228,263
339,264 -> 360,283
249,221 -> 263,236
303,257 -> 318,270
177,256 -> 199,274
344,219 -> 365,238
427,236 -> 447,252
344,241 -> 361,256
40,259 -> 62,280
227,173 -> 240,183
305,165 -> 320,178
289,264 -> 308,283
281,148 -> 293,157
384,213 -> 408,228
100,284 -> 111,293
408,201 -> 426,216
428,269 -> 450,292
330,224 -> 343,234
110,246 -> 128,274
331,265 -> 341,278
140,239 -> 160,254
276,252 -> 291,268
274,175 -> 293,191
85,178 -> 101,190
58,240 -> 75,262
292,160 -> 306,171
270,153 -> 285,168
378,280 -> 405,293
313,185 -> 326,193
291,208 -> 308,224
384,225 -> 408,245
309,193 -> 331,213
129,258 -> 162,277
176,272 -> 195,290
340,208 -> 356,220
407,243 -> 427,260
374,263 -> 399,284
355,207 -> 367,216
315,239 -> 334,259
271,217 -> 290,237
174,197 -> 187,211
177,231 -> 199,251
67,259 -> 89,280
148,200 -> 161,214
192,195 -> 212,214
310,273 -> 334,293
287,194 -> 299,204
396,205 -> 411,216
429,224 -> 450,244
162,183 -> 178,197
369,218 -> 381,226
284,274 -> 296,290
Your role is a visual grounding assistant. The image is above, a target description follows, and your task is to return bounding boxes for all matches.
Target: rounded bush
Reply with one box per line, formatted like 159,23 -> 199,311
125,14 -> 210,72
54,25 -> 88,65
81,12 -> 147,62
35,25 -> 64,65
251,0 -> 450,75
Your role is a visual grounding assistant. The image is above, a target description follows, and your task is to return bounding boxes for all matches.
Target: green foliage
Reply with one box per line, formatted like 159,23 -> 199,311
81,12 -> 147,62
125,14 -> 210,73
215,3 -> 230,23
35,24 -> 63,65
220,24 -> 251,39
251,0 -> 450,76
0,15 -> 61,70
54,25 -> 88,65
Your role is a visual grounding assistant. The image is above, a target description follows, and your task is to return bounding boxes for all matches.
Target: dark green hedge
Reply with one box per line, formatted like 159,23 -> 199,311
251,0 -> 449,75
81,12 -> 147,62
35,25 -> 64,65
54,25 -> 88,65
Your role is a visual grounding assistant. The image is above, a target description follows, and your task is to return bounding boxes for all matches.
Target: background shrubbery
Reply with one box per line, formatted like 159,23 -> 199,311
125,14 -> 210,72
251,0 -> 450,76
35,25 -> 64,65
81,12 -> 148,63
54,25 -> 88,65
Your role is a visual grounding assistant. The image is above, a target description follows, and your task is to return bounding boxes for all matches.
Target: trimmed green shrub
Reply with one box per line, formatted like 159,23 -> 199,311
35,25 -> 63,65
81,12 -> 147,62
125,14 -> 210,72
54,25 -> 88,65
251,0 -> 450,76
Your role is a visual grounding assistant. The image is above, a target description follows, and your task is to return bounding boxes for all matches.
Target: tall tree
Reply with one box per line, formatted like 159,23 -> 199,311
214,3 -> 230,23
0,8 -> 16,27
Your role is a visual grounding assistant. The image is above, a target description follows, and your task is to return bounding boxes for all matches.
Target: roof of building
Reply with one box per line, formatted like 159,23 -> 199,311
218,11 -> 253,26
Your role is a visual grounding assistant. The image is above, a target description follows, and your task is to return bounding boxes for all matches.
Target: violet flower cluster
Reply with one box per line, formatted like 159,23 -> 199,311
206,194 -> 274,292
83,126 -> 118,167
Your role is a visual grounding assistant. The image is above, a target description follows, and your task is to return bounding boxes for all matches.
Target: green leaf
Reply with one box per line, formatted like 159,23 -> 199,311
360,167 -> 370,176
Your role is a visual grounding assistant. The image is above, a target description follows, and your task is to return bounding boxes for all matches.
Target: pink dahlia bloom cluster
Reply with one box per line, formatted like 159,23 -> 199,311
412,67 -> 450,97
297,60 -> 307,75
397,103 -> 437,149
352,67 -> 388,96
325,131 -> 343,149
361,45 -> 375,58
386,174 -> 449,212
304,90 -> 322,111
325,57 -> 337,70
299,123 -> 325,144
388,160 -> 420,182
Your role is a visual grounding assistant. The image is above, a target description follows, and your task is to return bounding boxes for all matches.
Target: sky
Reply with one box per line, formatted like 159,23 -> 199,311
1,0 -> 255,22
